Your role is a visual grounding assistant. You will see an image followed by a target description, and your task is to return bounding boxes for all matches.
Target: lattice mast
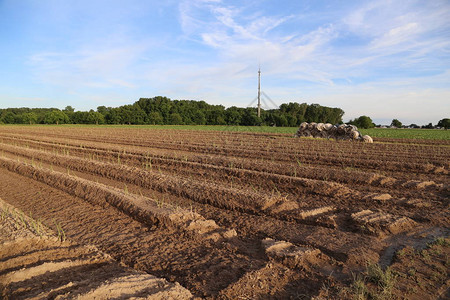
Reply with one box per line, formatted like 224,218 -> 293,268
257,67 -> 261,118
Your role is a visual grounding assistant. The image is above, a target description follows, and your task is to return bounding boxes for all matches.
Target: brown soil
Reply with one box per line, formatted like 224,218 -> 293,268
0,198 -> 193,299
0,126 -> 448,299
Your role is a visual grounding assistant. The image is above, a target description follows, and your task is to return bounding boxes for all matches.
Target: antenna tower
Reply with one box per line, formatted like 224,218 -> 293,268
257,66 -> 261,118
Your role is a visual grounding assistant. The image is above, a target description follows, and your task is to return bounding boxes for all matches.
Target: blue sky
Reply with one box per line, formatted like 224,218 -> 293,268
0,0 -> 449,125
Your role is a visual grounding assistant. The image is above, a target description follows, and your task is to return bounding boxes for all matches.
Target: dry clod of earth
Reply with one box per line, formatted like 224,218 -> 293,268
316,214 -> 339,229
262,238 -> 321,269
351,209 -> 417,236
298,206 -> 336,219
401,198 -> 432,208
402,180 -> 440,190
363,193 -> 393,202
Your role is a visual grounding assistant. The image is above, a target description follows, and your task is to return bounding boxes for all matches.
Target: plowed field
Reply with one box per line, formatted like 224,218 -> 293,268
0,125 -> 448,299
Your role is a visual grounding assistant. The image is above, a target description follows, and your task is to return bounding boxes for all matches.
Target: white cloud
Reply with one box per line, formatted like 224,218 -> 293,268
370,22 -> 420,49
28,42 -> 149,90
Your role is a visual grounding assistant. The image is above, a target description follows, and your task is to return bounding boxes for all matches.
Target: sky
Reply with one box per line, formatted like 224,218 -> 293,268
0,0 -> 449,125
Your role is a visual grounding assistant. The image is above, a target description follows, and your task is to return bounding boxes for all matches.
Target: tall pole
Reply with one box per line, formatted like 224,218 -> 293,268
257,67 -> 261,118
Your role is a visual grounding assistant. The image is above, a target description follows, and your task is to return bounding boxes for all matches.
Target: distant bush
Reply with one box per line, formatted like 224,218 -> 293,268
349,115 -> 375,129
437,118 -> 449,129
390,119 -> 402,128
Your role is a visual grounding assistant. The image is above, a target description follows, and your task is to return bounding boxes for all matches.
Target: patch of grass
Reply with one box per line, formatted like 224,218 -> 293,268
360,128 -> 449,140
366,262 -> 397,298
1,206 -> 44,237
351,273 -> 369,300
428,236 -> 450,247
420,249 -> 431,262
396,248 -> 407,258
349,263 -> 397,300
407,268 -> 416,278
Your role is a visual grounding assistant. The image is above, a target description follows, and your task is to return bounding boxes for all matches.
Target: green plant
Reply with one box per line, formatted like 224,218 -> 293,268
53,219 -> 66,242
17,210 -> 27,228
366,263 -> 397,298
349,263 -> 397,300
429,237 -> 449,247
407,268 -> 416,277
420,249 -> 431,262
351,273 -> 368,300
29,215 -> 44,237
0,206 -> 8,220
396,248 -> 407,257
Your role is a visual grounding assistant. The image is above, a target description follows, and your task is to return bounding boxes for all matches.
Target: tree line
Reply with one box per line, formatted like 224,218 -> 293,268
0,96 -> 345,126
348,115 -> 449,129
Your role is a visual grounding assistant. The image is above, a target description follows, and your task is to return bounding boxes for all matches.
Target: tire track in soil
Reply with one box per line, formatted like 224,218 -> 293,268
5,128 -> 448,161
0,153 -> 386,269
2,139 -> 442,253
0,167 -> 354,299
2,131 -> 448,175
0,169 -> 264,297
2,142 -> 447,228
0,199 -> 193,300
1,133 -> 447,187
0,160 -> 387,298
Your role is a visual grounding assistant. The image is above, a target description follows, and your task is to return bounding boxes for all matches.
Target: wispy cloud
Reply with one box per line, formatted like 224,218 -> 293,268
28,42 -> 149,90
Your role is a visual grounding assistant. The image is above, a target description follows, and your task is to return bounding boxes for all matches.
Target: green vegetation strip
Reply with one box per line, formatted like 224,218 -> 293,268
359,128 -> 450,140
1,124 -> 449,140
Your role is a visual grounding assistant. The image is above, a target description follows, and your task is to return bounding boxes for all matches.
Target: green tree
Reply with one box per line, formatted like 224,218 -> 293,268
20,112 -> 38,124
206,108 -> 226,125
241,108 -> 261,126
225,107 -> 242,125
390,119 -> 402,128
63,106 -> 75,123
87,110 -> 105,124
147,111 -> 164,125
97,106 -> 108,115
105,108 -> 121,124
192,111 -> 206,125
169,113 -> 183,125
305,104 -> 321,122
349,116 -> 375,129
274,114 -> 288,127
286,114 -> 297,127
63,106 -> 75,113
1,112 -> 16,124
118,105 -> 146,124
44,110 -> 69,125
71,111 -> 89,124
437,118 -> 449,129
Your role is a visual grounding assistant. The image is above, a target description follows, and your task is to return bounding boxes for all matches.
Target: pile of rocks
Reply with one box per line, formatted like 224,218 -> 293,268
294,122 -> 373,143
